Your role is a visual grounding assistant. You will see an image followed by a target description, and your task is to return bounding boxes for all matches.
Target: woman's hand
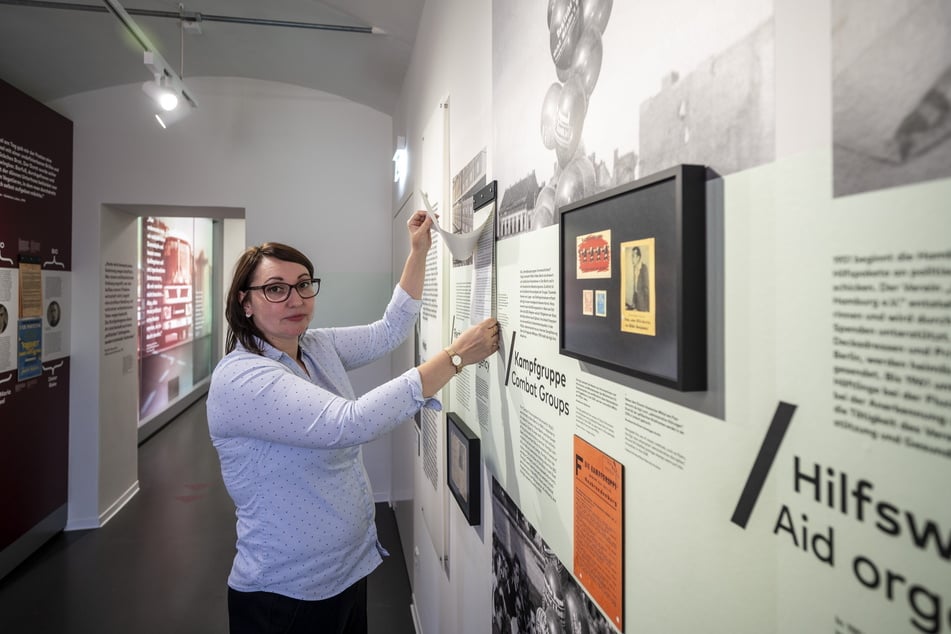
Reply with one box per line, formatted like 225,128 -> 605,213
418,317 -> 500,397
399,210 -> 433,299
451,317 -> 500,367
407,210 -> 433,255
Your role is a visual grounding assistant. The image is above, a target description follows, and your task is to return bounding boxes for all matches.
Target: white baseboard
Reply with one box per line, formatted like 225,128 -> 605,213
65,516 -> 101,531
410,594 -> 422,634
99,480 -> 140,527
66,480 -> 139,532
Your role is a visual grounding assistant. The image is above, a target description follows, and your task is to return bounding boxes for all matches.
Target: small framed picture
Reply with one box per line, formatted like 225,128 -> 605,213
447,412 -> 481,526
595,290 -> 607,317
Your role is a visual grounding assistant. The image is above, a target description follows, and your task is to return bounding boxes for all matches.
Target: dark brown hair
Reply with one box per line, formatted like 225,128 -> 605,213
225,242 -> 315,354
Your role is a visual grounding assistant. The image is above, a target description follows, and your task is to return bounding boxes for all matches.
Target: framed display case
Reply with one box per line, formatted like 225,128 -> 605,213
446,412 -> 481,525
559,164 -> 707,391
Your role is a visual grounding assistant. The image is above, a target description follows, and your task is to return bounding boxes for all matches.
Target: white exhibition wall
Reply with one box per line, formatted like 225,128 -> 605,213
51,76 -> 396,528
395,1 -> 951,634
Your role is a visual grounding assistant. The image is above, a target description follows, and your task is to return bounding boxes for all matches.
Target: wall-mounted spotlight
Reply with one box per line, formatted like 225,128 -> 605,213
393,136 -> 407,183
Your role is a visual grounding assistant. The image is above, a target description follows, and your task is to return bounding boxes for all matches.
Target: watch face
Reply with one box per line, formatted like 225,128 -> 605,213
452,354 -> 462,366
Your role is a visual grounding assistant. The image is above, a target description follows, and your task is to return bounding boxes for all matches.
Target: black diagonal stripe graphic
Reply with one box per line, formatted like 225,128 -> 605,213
731,401 -> 796,529
504,329 -> 516,386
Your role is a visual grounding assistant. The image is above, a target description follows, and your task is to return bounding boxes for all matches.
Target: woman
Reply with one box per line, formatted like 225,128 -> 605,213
207,210 -> 498,634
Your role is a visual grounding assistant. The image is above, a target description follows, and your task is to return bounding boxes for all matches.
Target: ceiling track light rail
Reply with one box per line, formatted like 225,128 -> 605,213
0,0 -> 382,34
2,0 -> 386,127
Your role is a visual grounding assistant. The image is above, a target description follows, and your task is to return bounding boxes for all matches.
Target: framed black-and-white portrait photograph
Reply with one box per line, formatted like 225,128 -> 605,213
447,412 -> 481,526
559,164 -> 707,391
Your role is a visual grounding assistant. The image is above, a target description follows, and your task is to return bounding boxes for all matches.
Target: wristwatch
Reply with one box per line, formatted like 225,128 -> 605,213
445,348 -> 463,374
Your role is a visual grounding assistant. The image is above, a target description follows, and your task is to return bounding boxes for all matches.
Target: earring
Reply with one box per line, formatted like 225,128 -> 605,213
245,312 -> 252,318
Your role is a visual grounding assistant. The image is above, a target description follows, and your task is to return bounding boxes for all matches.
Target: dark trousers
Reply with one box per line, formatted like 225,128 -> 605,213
228,578 -> 367,634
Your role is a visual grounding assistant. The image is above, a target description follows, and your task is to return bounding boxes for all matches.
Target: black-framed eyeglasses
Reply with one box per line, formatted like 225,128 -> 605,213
245,278 -> 321,303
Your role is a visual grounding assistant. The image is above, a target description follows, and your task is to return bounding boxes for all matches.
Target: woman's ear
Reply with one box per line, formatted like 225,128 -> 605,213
238,292 -> 251,317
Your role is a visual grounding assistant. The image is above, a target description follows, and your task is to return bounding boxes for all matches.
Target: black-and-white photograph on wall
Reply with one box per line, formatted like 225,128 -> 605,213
832,0 -> 951,197
492,479 -> 616,634
492,0 -> 775,239
452,149 -> 488,266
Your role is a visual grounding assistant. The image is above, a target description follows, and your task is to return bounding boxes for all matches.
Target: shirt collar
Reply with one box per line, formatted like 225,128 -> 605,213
236,337 -> 291,363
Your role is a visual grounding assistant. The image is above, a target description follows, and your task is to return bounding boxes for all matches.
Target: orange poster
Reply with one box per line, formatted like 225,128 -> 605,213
574,435 -> 624,630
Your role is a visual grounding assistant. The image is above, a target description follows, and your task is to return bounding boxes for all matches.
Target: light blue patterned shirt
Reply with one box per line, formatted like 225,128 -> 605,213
207,285 -> 436,600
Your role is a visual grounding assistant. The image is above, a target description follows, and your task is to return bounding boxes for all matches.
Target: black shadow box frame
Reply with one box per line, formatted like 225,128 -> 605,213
446,412 -> 481,525
559,164 -> 707,391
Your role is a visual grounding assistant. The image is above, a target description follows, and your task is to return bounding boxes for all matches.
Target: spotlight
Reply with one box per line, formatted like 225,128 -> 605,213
98,1 -> 198,128
142,76 -> 180,111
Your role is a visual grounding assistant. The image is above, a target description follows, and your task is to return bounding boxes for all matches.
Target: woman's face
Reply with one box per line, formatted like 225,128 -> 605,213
241,256 -> 314,353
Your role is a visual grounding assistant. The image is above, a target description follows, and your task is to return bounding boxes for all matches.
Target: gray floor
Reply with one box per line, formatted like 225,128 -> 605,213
0,396 -> 416,634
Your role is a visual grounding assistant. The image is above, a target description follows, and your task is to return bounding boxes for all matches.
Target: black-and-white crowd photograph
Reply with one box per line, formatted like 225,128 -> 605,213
492,479 -> 616,634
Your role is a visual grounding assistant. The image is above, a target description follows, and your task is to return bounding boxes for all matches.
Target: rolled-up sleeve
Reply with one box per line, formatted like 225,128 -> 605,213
405,367 -> 443,412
